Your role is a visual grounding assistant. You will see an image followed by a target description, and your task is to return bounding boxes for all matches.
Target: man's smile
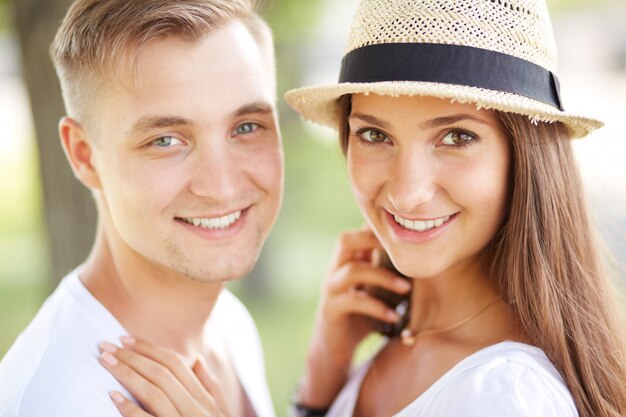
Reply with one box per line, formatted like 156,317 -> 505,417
176,209 -> 244,230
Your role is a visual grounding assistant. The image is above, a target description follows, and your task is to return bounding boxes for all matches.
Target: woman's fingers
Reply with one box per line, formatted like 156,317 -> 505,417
330,288 -> 403,324
119,337 -> 215,411
325,230 -> 411,299
329,229 -> 382,270
327,261 -> 411,295
100,343 -> 220,417
192,356 -> 230,416
109,391 -> 154,417
99,347 -> 181,417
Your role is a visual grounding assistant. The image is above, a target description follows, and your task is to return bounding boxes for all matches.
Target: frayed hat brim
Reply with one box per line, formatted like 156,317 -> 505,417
285,81 -> 603,139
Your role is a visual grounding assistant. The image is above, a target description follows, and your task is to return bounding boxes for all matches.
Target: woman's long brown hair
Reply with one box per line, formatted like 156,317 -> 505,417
338,95 -> 626,417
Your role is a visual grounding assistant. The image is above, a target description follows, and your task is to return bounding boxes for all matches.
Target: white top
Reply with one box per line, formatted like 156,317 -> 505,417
0,268 -> 275,417
327,341 -> 578,417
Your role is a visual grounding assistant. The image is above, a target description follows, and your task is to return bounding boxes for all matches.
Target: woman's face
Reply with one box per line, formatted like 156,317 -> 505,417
347,94 -> 510,279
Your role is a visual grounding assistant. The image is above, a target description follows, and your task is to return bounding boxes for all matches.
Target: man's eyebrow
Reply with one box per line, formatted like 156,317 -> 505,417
126,115 -> 193,136
231,101 -> 274,118
125,102 -> 274,136
418,114 -> 489,129
348,113 -> 391,130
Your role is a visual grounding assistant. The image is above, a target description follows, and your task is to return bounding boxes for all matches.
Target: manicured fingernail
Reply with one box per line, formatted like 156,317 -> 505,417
395,278 -> 411,291
99,342 -> 117,353
120,336 -> 135,345
109,391 -> 125,404
101,351 -> 118,366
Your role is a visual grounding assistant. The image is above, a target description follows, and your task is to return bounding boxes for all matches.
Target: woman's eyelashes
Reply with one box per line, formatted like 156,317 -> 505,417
351,127 -> 391,146
439,129 -> 480,148
350,126 -> 480,148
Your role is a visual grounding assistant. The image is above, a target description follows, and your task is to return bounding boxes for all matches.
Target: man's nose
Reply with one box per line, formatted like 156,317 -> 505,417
386,148 -> 437,214
188,140 -> 244,202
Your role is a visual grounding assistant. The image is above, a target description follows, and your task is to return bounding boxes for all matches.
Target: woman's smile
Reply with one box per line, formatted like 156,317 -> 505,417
390,211 -> 455,232
386,210 -> 458,244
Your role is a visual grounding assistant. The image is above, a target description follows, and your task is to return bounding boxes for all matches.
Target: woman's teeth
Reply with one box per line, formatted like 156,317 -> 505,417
181,210 -> 242,230
393,214 -> 451,232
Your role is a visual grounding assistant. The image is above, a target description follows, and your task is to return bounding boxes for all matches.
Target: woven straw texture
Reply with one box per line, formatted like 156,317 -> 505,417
347,0 -> 557,71
285,0 -> 603,138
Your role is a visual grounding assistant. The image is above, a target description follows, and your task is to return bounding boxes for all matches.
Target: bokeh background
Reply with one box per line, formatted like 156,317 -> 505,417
1,0 -> 625,415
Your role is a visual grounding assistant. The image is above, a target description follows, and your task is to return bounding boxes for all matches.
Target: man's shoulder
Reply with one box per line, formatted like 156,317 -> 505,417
3,356 -> 121,417
212,288 -> 264,350
0,271 -> 130,416
213,289 -> 275,417
214,288 -> 257,330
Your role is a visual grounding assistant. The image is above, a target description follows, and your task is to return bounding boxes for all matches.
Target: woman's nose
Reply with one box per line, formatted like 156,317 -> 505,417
386,149 -> 437,214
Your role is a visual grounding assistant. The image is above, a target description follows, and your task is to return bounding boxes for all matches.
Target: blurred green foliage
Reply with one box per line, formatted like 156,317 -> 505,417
0,139 -> 43,237
239,295 -> 318,415
0,2 -> 8,29
0,281 -> 46,355
261,0 -> 323,43
549,0 -> 618,11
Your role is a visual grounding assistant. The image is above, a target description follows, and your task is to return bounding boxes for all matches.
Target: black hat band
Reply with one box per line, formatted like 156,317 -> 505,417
338,43 -> 563,111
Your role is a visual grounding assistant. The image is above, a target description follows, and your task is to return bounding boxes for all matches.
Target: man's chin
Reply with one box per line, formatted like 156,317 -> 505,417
165,229 -> 266,283
173,252 -> 261,284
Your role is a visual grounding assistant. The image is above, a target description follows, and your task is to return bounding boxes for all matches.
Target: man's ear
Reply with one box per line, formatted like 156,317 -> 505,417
59,117 -> 102,190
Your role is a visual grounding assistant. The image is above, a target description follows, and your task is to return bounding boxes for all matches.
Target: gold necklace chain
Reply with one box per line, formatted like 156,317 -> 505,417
400,297 -> 500,346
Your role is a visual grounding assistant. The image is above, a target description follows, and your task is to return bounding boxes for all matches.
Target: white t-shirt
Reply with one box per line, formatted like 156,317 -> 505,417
327,341 -> 578,417
0,268 -> 275,417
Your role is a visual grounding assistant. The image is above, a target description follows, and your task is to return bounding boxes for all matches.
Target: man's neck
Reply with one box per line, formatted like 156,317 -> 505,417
80,227 -> 225,361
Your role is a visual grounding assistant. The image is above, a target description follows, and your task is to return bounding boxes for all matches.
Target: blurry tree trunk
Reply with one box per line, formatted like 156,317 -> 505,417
13,0 -> 96,290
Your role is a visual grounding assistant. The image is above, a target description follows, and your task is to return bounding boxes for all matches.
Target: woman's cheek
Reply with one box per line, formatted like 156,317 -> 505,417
347,152 -> 382,205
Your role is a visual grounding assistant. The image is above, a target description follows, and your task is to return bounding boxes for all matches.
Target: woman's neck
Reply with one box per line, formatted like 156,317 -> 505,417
405,257 -> 500,337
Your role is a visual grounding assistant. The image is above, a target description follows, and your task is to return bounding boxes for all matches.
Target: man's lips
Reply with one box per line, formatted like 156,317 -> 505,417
175,207 -> 248,230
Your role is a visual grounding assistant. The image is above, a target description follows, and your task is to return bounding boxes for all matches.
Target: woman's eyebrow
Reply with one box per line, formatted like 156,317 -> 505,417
418,114 -> 489,129
349,112 -> 488,130
348,113 -> 391,129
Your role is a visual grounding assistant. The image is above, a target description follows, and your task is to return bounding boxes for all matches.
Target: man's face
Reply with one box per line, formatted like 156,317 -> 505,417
89,22 -> 283,283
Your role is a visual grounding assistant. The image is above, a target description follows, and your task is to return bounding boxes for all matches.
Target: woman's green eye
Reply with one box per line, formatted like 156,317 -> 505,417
362,129 -> 388,143
235,123 -> 258,135
152,136 -> 182,147
441,131 -> 475,146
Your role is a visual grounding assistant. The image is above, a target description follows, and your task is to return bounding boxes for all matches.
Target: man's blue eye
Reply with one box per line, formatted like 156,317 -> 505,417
235,123 -> 258,135
152,136 -> 182,147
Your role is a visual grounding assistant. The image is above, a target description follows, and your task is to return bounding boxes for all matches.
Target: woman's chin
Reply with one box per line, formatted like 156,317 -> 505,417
389,258 -> 446,280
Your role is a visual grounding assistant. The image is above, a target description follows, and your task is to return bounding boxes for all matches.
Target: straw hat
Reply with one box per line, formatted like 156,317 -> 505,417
284,0 -> 603,138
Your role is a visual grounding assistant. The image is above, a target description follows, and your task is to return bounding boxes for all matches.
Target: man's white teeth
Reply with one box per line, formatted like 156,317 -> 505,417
183,211 -> 242,230
393,214 -> 451,232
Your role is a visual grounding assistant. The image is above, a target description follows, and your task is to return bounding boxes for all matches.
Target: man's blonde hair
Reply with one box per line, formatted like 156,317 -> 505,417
50,0 -> 273,131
